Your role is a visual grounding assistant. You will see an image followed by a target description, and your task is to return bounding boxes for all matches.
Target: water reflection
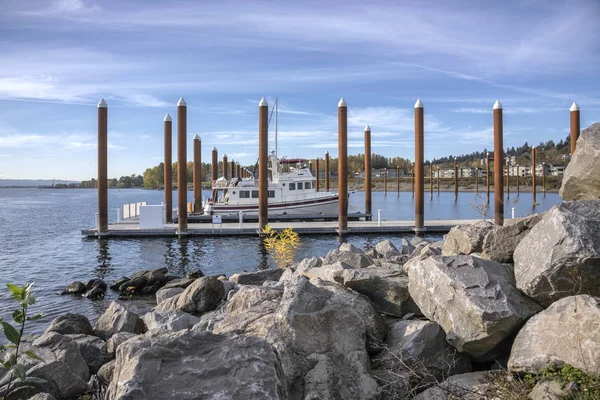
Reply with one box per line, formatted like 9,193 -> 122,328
257,239 -> 269,271
95,239 -> 113,279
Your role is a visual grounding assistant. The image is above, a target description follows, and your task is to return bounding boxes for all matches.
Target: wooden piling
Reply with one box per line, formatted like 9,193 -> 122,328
430,161 -> 433,199
211,147 -> 218,181
570,102 -> 580,155
223,154 -> 228,180
97,99 -> 108,233
315,158 -> 320,192
177,97 -> 188,233
486,152 -> 490,204
338,98 -> 348,233
384,168 -> 387,196
364,126 -> 372,216
237,163 -> 241,179
532,147 -> 536,206
258,97 -> 269,230
542,162 -> 546,195
396,166 -> 400,197
414,99 -> 424,231
493,100 -> 504,225
325,151 -> 330,192
506,157 -> 510,198
193,134 -> 201,212
454,157 -> 458,202
164,113 -> 173,223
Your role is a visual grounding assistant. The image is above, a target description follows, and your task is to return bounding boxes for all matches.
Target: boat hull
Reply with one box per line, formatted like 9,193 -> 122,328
207,195 -> 339,216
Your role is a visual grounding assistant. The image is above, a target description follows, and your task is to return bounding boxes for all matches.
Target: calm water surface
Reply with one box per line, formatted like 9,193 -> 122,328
0,188 -> 560,333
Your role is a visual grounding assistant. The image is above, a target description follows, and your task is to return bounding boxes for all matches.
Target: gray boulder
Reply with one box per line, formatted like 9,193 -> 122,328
93,301 -> 146,340
375,240 -> 400,258
508,295 -> 600,374
401,238 -> 416,255
155,276 -> 224,315
406,255 -> 542,358
323,246 -> 373,268
0,332 -> 89,399
514,201 -> 600,306
27,394 -> 56,400
106,332 -> 136,355
294,257 -> 323,277
229,268 -> 284,285
155,287 -> 184,304
60,281 -> 86,295
560,122 -> 600,200
482,213 -> 543,263
161,277 -> 194,290
142,310 -> 200,332
66,334 -> 111,374
97,359 -> 116,385
442,220 -> 496,256
298,261 -> 355,282
45,313 -> 93,336
107,330 -> 287,399
225,285 -> 283,315
528,380 -> 569,400
374,320 -> 471,381
414,371 -> 500,400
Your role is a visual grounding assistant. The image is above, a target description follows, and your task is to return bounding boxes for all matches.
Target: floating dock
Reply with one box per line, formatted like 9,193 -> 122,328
82,218 -> 478,238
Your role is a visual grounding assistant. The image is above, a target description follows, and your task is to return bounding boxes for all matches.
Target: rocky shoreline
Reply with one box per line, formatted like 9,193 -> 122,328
2,123 -> 599,400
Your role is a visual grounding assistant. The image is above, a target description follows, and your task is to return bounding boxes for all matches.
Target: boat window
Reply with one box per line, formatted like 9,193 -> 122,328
289,183 -> 296,190
252,190 -> 259,198
297,182 -> 303,190
268,190 -> 275,198
239,191 -> 250,198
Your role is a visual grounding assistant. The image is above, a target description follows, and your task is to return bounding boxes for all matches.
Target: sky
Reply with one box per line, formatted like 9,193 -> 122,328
1,0 -> 599,180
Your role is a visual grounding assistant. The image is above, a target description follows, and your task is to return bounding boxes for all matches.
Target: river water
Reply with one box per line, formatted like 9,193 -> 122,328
0,188 -> 560,333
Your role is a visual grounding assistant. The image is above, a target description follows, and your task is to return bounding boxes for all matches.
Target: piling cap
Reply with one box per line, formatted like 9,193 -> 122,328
224,154 -> 227,158
193,134 -> 200,140
259,97 -> 268,107
97,98 -> 107,108
364,125 -> 370,131
164,113 -> 172,122
570,102 -> 580,111
338,97 -> 347,107
212,146 -> 217,152
325,150 -> 329,155
177,97 -> 187,106
414,98 -> 423,108
493,100 -> 502,110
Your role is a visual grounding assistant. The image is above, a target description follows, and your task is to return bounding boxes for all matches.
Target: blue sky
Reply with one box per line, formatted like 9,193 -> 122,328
1,0 -> 599,180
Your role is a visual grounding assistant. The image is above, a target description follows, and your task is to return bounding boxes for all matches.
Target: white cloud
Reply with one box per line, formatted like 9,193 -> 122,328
0,134 -> 47,148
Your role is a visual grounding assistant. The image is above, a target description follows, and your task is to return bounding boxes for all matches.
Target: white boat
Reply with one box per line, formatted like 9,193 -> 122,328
203,153 -> 340,216
203,98 -> 341,216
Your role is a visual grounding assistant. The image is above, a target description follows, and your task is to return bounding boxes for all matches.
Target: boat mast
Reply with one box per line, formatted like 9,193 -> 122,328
275,97 -> 278,159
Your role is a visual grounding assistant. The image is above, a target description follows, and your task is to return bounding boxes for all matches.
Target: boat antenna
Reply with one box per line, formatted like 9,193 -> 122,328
275,97 -> 278,159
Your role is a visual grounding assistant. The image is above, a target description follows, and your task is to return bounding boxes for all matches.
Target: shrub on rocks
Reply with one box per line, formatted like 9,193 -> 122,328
514,200 -> 600,306
406,255 -> 542,358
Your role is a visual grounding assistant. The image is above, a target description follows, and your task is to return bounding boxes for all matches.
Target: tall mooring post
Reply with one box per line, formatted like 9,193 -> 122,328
532,146 -> 537,206
517,165 -> 520,194
364,125 -> 372,216
258,97 -> 269,230
97,98 -> 108,234
454,157 -> 458,202
475,166 -> 479,194
437,167 -> 440,195
542,162 -> 546,195
223,154 -> 228,180
211,147 -> 218,181
237,163 -> 241,180
315,158 -> 320,192
230,160 -> 235,179
164,114 -> 173,223
383,168 -> 387,196
325,151 -> 330,191
570,102 -> 580,155
338,98 -> 348,234
177,97 -> 188,233
493,100 -> 504,225
193,134 -> 202,212
414,99 -> 424,232
486,152 -> 490,204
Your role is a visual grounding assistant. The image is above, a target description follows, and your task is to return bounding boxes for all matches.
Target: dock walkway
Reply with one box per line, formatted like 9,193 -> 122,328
82,219 -> 479,238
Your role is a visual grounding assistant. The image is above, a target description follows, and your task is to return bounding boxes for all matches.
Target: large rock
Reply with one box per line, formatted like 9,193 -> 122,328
66,334 -> 111,374
230,268 -> 284,285
84,278 -> 107,299
214,277 -> 386,399
0,332 -> 89,399
406,255 -> 542,358
155,276 -> 224,314
414,371 -> 500,400
93,301 -> 146,339
560,122 -> 600,200
107,330 -> 287,399
155,287 -> 184,304
442,220 -> 496,256
375,240 -> 400,258
297,261 -> 355,282
513,201 -> 600,306
142,310 -> 200,332
106,332 -> 136,355
482,213 -> 543,263
374,320 -> 471,381
27,394 -> 56,400
161,277 -> 194,290
45,313 -> 93,336
508,295 -> 600,374
225,285 -> 283,315
60,281 -> 86,295
323,245 -> 373,269
97,359 -> 116,385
